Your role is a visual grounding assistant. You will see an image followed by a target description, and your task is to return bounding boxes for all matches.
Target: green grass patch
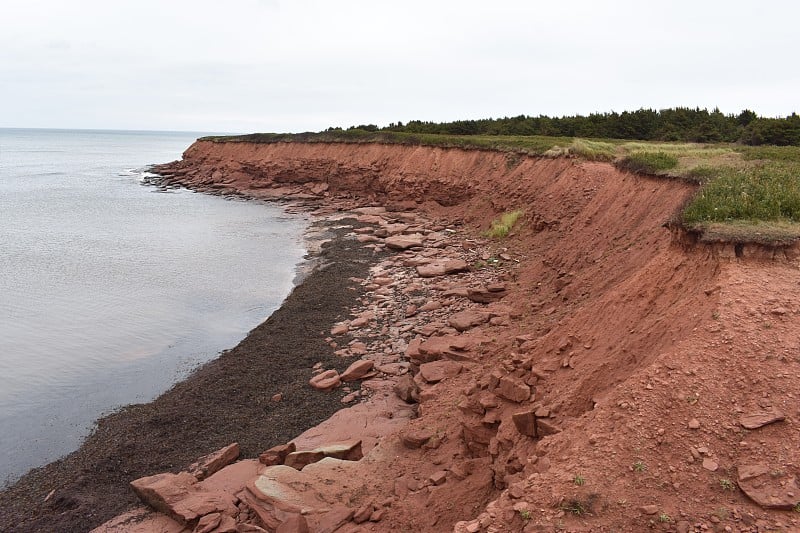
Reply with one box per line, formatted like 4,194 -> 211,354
201,130 -> 572,157
683,166 -> 800,225
568,139 -> 617,161
486,210 -> 523,238
617,151 -> 679,174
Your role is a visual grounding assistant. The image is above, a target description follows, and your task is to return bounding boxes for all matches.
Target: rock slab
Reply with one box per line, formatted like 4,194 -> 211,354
738,463 -> 800,510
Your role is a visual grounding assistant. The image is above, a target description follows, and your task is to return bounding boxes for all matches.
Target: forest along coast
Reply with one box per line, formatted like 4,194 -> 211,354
4,139 -> 800,532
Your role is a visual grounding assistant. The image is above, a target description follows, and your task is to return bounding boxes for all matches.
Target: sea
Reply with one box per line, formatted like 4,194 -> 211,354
0,128 -> 308,485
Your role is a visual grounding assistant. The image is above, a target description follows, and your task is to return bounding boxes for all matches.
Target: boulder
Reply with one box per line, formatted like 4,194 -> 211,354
309,370 -> 340,391
416,259 -> 469,278
259,442 -> 296,467
188,443 -> 240,481
130,472 -> 238,526
419,360 -> 463,384
315,440 -> 363,461
130,472 -> 196,517
247,466 -> 328,514
400,428 -> 434,449
340,360 -> 375,382
330,323 -> 349,336
394,374 -> 419,403
385,234 -> 424,250
284,450 -> 325,471
448,310 -> 489,332
285,440 -> 363,470
496,376 -> 531,403
416,335 -> 473,363
511,411 -> 537,438
461,422 -> 495,446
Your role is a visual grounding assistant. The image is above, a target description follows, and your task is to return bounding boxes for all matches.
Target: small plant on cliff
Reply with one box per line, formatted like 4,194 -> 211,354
561,499 -> 587,516
719,478 -> 736,491
633,460 -> 646,472
519,509 -> 531,521
573,474 -> 586,486
658,512 -> 671,523
486,210 -> 523,238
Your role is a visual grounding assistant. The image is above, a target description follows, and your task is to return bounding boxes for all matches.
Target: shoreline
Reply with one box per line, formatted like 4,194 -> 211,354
7,139 -> 800,531
0,210 -> 386,532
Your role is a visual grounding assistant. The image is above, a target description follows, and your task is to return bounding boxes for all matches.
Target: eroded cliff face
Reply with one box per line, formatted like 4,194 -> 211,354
162,141 -> 609,213
142,142 -> 800,532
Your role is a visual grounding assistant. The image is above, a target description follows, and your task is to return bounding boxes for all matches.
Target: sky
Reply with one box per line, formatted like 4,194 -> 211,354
1,0 -> 798,133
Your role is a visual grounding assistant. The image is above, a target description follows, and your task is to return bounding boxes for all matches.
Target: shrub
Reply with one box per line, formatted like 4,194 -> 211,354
616,151 -> 679,174
486,210 -> 523,238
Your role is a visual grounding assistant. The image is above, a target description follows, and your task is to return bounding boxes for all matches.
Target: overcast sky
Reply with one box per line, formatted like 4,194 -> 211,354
1,0 -> 798,133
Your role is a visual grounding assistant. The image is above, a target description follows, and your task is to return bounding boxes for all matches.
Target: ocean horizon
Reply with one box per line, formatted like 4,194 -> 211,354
0,128 -> 307,484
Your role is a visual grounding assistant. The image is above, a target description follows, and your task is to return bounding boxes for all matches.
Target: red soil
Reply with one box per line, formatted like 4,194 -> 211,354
123,141 -> 800,531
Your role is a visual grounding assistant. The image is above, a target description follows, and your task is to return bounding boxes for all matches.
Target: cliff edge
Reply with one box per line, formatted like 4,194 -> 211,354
112,141 -> 800,531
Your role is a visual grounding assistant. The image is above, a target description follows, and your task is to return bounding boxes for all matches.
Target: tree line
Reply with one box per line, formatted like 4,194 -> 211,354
341,108 -> 800,146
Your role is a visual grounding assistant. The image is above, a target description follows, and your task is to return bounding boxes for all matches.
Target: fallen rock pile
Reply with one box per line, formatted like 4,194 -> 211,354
93,205 -> 527,532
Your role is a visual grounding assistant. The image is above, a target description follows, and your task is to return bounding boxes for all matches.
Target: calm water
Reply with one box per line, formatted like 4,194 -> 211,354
0,129 -> 308,484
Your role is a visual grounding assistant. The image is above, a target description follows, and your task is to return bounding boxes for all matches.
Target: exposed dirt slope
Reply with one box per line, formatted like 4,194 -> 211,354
99,142 -> 800,530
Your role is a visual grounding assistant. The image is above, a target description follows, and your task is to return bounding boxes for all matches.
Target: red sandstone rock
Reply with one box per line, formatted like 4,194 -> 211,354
394,374 -> 419,403
535,418 -> 561,437
315,440 -> 364,461
418,300 -> 443,312
284,450 -> 326,470
511,411 -> 537,438
430,470 -> 448,486
330,323 -> 349,336
400,428 -> 434,449
419,360 -> 463,384
316,505 -> 355,533
461,422 -> 495,447
130,472 -> 196,518
416,259 -> 469,278
130,471 -> 238,526
467,287 -> 507,303
309,369 -> 341,391
258,442 -> 296,466
738,463 -> 800,509
353,503 -> 374,524
188,443 -> 240,481
739,410 -> 785,429
194,512 -> 221,533
247,466 -> 328,514
448,310 -> 490,332
276,514 -> 310,533
285,440 -> 363,470
416,335 -> 472,363
385,234 -> 424,250
340,360 -> 375,382
496,375 -> 531,403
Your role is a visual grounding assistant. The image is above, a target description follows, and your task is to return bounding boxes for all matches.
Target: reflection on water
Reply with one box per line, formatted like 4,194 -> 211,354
0,129 -> 308,484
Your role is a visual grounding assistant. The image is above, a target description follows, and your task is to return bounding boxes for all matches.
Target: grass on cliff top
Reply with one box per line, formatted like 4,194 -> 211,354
202,131 -> 800,242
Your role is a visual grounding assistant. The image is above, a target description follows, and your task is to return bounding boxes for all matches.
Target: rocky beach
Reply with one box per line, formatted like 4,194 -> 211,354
2,139 -> 800,532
